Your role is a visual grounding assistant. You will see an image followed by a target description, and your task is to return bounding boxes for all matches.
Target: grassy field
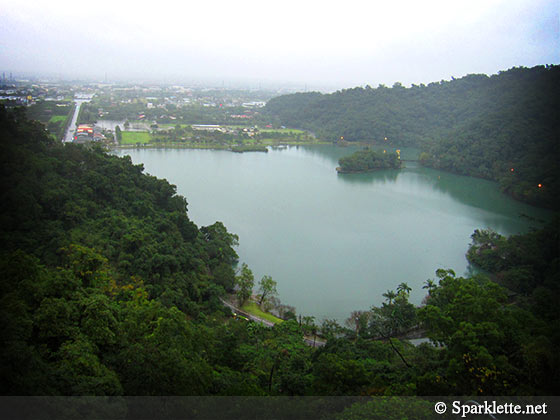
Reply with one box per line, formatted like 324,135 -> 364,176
48,115 -> 67,124
241,301 -> 283,324
121,131 -> 152,144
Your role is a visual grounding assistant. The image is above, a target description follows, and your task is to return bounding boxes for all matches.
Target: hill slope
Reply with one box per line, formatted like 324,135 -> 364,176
0,106 -> 242,395
265,66 -> 559,208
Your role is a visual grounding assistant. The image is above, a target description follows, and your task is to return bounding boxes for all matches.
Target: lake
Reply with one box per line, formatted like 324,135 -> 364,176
114,145 -> 552,322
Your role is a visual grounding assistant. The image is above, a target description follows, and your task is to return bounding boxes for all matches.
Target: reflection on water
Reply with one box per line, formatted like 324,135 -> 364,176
337,170 -> 400,185
430,169 -> 550,223
301,144 -> 551,228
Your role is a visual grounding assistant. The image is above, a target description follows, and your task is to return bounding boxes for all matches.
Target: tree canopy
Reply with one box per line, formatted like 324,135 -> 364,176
265,65 -> 559,208
337,149 -> 401,173
1,105 -> 558,402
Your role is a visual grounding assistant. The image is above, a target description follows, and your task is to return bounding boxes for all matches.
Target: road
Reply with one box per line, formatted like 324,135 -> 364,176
220,298 -> 275,327
63,99 -> 89,143
220,298 -> 326,347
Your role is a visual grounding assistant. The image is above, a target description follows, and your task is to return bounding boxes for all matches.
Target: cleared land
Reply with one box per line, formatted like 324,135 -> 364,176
121,131 -> 152,144
241,301 -> 283,324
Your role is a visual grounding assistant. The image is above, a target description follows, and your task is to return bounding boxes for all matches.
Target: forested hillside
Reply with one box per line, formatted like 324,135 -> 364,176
0,107 -> 558,403
0,106 -> 244,395
265,65 -> 559,208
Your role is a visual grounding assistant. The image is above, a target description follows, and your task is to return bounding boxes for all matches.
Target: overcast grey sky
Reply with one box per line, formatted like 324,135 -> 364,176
1,0 -> 558,88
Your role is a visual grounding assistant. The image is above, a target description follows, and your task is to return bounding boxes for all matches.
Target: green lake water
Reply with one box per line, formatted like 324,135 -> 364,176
115,145 -> 552,322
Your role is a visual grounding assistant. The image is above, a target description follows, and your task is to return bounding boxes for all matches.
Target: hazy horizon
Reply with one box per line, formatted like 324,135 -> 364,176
1,0 -> 558,90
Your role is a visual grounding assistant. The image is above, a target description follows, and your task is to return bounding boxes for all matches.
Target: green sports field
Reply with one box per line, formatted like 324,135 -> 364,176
121,131 -> 152,144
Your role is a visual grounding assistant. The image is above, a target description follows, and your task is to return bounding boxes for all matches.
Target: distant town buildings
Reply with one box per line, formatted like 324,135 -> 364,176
1,79 -> 284,145
192,124 -> 224,132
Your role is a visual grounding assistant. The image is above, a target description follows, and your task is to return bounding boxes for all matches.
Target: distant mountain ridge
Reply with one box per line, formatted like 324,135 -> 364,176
264,65 -> 559,208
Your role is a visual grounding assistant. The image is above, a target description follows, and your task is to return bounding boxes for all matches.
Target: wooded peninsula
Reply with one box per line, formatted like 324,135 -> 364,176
265,65 -> 559,210
337,149 -> 402,173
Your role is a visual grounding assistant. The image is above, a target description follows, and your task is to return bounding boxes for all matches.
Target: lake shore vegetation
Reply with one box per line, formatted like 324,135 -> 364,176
265,65 -> 559,209
337,149 -> 402,173
2,106 -> 558,400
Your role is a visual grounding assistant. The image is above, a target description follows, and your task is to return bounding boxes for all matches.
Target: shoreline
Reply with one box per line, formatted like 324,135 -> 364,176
106,142 -> 555,211
336,166 -> 403,174
109,140 -> 333,151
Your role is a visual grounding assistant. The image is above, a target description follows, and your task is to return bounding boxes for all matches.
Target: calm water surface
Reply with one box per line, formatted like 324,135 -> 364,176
115,146 -> 552,322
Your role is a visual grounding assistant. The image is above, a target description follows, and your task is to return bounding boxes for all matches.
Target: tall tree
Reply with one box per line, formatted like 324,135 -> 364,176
396,282 -> 412,297
115,125 -> 122,143
257,275 -> 277,306
235,263 -> 254,306
382,290 -> 397,304
422,279 -> 436,296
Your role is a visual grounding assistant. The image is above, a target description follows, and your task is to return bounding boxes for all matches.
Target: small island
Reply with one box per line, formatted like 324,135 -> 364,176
231,145 -> 269,153
336,149 -> 402,173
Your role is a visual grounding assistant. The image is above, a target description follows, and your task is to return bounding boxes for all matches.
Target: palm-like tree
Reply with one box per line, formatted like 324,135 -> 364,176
382,290 -> 397,304
397,282 -> 412,297
422,279 -> 436,295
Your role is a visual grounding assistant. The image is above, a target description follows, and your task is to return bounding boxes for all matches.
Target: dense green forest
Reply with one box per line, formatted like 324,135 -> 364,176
265,65 -> 559,209
337,149 -> 401,173
1,107 -> 558,407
